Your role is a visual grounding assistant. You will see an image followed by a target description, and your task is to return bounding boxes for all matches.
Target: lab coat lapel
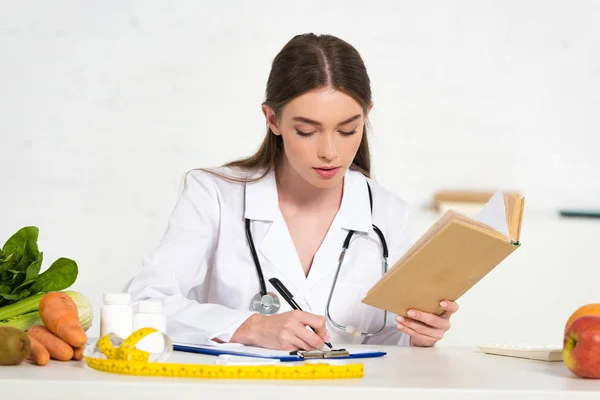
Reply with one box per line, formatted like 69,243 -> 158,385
305,169 -> 374,290
244,168 -> 308,294
258,215 -> 309,294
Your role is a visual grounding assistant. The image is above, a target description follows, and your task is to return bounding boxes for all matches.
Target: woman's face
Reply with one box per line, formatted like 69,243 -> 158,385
263,87 -> 371,189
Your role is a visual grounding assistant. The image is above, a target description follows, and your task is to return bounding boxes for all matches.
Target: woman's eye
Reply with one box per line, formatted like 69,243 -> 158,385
339,129 -> 357,136
295,129 -> 314,137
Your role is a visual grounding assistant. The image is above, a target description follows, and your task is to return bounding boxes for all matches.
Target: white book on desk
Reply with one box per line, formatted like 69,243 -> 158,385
478,342 -> 563,362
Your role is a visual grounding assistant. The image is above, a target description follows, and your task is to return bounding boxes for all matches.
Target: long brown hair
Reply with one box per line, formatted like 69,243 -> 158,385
203,33 -> 373,182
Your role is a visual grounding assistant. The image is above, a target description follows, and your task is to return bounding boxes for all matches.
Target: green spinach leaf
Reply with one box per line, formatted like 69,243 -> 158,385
23,238 -> 39,263
0,226 -> 78,307
14,252 -> 42,291
0,254 -> 15,275
30,257 -> 78,293
2,226 -> 38,264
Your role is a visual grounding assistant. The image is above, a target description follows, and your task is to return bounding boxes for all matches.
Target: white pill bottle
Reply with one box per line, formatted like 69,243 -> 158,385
132,299 -> 167,353
100,292 -> 133,339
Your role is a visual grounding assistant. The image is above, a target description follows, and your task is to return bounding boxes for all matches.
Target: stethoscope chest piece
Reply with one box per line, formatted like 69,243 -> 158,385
252,292 -> 281,315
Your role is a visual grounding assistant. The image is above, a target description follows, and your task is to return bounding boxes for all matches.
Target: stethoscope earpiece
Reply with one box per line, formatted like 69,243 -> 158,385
251,291 -> 281,315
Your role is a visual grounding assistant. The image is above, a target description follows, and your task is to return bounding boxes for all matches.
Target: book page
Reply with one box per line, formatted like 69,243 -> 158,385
473,190 -> 509,237
504,193 -> 525,242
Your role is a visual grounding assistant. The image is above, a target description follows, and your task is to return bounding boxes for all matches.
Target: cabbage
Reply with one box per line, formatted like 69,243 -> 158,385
0,290 -> 93,331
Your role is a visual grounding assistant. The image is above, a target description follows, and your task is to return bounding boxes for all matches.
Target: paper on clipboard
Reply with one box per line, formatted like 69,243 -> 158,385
175,342 -> 291,357
172,342 -> 387,361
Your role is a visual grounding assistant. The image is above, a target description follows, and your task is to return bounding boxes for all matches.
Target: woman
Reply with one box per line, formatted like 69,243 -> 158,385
128,33 -> 458,350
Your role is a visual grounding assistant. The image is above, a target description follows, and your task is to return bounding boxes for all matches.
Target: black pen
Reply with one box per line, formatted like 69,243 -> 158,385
268,277 -> 333,349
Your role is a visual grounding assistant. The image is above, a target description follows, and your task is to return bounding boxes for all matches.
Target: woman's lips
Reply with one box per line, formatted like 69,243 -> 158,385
313,167 -> 340,179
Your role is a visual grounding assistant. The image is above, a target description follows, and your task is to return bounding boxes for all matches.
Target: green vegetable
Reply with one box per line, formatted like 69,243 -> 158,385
0,226 -> 78,307
0,290 -> 93,331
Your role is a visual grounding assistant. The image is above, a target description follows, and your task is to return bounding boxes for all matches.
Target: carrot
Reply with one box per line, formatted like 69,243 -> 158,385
72,345 -> 85,361
26,333 -> 50,366
39,292 -> 87,348
27,325 -> 73,361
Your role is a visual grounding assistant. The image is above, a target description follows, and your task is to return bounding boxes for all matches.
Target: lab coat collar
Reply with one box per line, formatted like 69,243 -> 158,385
243,166 -> 374,297
337,168 -> 374,234
244,168 -> 278,222
244,167 -> 373,233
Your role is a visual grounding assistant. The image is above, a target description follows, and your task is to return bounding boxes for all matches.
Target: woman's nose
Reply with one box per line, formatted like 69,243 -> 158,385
318,134 -> 337,161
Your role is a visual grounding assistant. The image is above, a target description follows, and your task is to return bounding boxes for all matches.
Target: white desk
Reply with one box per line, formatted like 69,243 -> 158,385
2,346 -> 599,399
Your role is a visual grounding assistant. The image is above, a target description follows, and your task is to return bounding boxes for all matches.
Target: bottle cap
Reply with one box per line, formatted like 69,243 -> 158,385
103,292 -> 131,305
138,299 -> 163,314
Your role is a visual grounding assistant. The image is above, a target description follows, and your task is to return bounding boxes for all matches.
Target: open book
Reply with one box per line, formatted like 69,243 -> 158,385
362,191 -> 525,317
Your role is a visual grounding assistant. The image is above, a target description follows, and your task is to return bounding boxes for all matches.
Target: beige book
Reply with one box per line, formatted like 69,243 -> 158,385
362,191 -> 525,317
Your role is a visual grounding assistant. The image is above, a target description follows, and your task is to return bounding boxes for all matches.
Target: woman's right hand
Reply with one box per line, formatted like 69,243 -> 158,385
230,310 -> 330,350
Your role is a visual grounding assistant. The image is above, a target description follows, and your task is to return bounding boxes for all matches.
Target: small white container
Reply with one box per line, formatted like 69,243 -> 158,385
100,292 -> 133,339
132,299 -> 167,353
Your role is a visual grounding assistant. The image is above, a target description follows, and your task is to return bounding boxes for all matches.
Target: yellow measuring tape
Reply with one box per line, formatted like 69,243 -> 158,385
84,328 -> 364,380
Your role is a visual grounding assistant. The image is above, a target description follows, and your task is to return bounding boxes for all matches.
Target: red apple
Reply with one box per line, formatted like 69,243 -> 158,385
563,315 -> 600,378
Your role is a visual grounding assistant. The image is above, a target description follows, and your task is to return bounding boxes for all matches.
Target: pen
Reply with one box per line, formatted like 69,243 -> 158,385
268,277 -> 333,349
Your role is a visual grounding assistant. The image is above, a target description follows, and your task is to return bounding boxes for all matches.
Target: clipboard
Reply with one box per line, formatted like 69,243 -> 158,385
173,343 -> 387,362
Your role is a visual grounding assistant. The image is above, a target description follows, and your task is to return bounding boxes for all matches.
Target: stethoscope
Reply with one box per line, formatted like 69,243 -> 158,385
244,180 -> 390,337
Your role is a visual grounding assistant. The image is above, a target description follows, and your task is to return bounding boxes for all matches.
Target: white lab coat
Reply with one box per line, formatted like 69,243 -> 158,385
127,166 -> 414,347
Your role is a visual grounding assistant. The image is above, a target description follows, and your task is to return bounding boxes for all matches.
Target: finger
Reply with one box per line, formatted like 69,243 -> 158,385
294,324 -> 325,350
280,331 -> 313,351
440,300 -> 459,317
397,317 -> 444,340
290,336 -> 314,351
396,323 -> 437,347
294,310 -> 329,337
405,310 -> 450,330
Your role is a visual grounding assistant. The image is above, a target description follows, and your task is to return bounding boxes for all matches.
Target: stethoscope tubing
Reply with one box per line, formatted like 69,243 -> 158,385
245,179 -> 390,336
245,218 -> 268,296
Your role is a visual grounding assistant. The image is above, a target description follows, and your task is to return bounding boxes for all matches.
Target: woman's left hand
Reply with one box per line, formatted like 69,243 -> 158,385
396,300 -> 459,347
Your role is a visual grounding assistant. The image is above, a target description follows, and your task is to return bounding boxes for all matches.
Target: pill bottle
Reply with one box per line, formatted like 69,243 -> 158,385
132,299 -> 167,353
100,292 -> 133,339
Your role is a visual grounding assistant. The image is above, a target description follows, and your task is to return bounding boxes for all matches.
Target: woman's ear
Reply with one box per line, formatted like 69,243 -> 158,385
366,102 -> 374,117
262,104 -> 281,135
